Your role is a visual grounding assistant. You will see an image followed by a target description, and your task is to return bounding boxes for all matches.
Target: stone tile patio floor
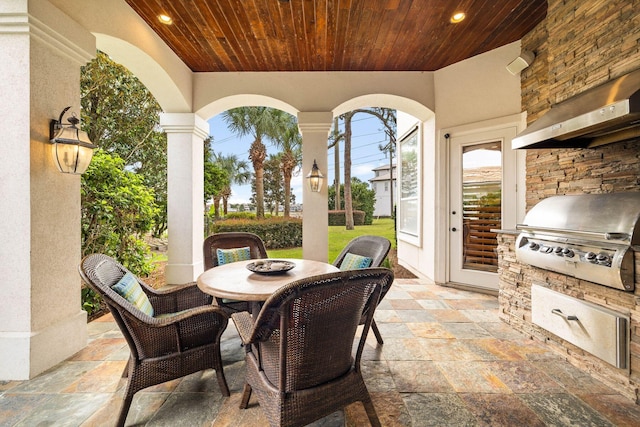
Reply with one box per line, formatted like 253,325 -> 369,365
2,278 -> 640,426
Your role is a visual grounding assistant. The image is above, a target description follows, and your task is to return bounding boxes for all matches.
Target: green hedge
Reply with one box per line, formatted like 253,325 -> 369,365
225,212 -> 256,220
209,217 -> 302,249
328,210 -> 365,226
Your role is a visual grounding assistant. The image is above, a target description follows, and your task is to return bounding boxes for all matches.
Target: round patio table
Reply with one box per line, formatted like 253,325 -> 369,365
197,258 -> 339,303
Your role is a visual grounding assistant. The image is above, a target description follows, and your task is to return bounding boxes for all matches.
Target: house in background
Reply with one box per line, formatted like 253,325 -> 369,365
369,163 -> 396,217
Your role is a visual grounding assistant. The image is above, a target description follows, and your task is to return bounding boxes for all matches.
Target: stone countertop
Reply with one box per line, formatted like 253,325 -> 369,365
491,229 -> 519,236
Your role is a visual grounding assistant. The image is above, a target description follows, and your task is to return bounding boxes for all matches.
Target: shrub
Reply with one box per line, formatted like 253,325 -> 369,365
81,150 -> 157,275
80,150 -> 158,318
226,212 -> 256,220
209,217 -> 302,249
328,210 -> 366,226
328,178 -> 375,225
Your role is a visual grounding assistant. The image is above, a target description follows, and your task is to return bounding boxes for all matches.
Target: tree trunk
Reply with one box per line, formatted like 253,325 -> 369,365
255,167 -> 265,219
343,112 -> 354,230
222,185 -> 231,216
333,116 -> 341,210
249,139 -> 267,220
283,169 -> 292,218
213,196 -> 221,219
389,147 -> 394,218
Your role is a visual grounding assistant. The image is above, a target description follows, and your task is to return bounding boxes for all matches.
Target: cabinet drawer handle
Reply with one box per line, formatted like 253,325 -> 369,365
552,308 -> 578,321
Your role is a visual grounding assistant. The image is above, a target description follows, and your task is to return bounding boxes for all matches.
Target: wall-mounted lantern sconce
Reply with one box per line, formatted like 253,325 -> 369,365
49,106 -> 96,174
306,159 -> 324,192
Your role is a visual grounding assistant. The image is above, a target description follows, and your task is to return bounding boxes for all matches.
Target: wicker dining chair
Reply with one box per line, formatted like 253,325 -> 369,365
232,268 -> 394,427
333,235 -> 392,345
203,231 -> 268,314
79,254 -> 230,427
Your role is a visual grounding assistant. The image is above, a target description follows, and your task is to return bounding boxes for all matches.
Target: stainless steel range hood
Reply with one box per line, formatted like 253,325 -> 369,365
512,68 -> 640,149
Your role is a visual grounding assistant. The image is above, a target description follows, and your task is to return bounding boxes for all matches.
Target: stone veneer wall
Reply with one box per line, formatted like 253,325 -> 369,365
498,0 -> 640,402
521,0 -> 640,209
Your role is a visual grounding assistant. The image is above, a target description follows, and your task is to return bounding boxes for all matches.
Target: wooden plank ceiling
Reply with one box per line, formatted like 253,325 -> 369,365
125,0 -> 546,72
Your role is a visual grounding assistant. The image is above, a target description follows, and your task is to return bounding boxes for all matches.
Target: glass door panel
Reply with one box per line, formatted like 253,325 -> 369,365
461,142 -> 502,273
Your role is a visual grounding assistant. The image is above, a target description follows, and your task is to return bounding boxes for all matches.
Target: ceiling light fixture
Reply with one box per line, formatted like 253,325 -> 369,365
450,12 -> 466,23
158,14 -> 173,25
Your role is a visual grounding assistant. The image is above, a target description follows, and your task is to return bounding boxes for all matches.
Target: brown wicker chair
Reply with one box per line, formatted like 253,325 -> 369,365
203,232 -> 268,314
79,254 -> 230,427
232,268 -> 394,427
333,235 -> 392,345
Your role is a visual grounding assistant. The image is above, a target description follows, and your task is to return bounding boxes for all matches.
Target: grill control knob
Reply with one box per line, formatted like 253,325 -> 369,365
554,247 -> 564,255
562,248 -> 575,258
585,252 -> 597,263
596,253 -> 611,265
540,246 -> 552,254
528,242 -> 540,251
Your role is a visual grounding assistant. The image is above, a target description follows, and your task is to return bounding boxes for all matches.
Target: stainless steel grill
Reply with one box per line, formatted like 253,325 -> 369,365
516,192 -> 640,291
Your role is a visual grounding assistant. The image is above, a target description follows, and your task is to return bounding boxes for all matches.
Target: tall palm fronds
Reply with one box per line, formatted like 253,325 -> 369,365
222,107 -> 277,219
271,111 -> 302,218
213,153 -> 251,215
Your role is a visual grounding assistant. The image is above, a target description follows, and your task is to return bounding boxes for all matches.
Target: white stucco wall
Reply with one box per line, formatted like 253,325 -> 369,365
434,42 -> 523,129
194,72 -> 436,120
396,42 -> 524,283
0,0 -> 94,379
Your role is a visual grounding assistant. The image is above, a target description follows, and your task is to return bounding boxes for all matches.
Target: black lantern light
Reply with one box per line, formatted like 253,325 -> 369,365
49,107 -> 96,174
306,159 -> 324,192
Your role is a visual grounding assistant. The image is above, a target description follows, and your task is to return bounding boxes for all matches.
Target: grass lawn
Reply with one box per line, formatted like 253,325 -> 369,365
268,217 -> 396,263
143,218 -> 398,288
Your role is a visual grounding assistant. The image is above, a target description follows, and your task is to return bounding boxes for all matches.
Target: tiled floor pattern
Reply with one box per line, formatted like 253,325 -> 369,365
2,278 -> 640,426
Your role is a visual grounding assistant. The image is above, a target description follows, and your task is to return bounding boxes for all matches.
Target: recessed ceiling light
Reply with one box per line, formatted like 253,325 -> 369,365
450,12 -> 466,23
158,14 -> 173,25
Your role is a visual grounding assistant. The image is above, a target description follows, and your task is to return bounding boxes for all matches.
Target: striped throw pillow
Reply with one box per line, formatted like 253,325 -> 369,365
217,247 -> 251,265
111,272 -> 154,316
339,253 -> 374,271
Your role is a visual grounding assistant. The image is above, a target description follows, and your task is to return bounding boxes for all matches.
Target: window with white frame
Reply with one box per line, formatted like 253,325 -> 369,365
398,129 -> 419,237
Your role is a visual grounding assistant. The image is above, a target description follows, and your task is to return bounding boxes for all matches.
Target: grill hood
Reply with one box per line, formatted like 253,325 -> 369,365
517,192 -> 640,245
512,68 -> 640,149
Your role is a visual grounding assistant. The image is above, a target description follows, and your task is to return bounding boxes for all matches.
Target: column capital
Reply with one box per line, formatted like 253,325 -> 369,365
297,112 -> 334,134
2,1 -> 96,66
160,113 -> 209,140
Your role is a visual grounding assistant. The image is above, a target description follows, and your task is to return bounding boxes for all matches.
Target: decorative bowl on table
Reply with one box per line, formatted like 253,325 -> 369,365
246,260 -> 296,275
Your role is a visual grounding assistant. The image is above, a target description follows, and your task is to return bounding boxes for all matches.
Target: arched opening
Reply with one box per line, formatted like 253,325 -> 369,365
95,34 -> 191,113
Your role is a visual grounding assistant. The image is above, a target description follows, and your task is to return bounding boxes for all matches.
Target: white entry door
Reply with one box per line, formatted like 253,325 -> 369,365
449,126 -> 518,290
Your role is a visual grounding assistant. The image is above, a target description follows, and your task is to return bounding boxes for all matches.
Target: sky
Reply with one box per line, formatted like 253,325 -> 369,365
207,112 -> 395,205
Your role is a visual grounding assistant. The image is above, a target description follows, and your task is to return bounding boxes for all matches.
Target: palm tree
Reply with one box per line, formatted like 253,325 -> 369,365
213,153 -> 251,215
271,111 -> 302,218
342,111 -> 356,229
222,107 -> 276,219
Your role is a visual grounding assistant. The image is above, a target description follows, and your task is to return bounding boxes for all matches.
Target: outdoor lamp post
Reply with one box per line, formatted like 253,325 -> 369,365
306,159 -> 324,192
49,106 -> 96,174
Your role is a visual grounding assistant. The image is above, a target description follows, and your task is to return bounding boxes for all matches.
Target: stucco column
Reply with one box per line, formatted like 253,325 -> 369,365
298,112 -> 334,262
0,0 -> 95,380
160,113 -> 208,284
